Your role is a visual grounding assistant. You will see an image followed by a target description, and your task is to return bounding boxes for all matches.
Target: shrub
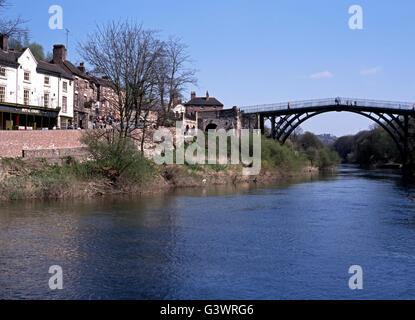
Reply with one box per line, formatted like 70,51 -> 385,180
80,130 -> 156,183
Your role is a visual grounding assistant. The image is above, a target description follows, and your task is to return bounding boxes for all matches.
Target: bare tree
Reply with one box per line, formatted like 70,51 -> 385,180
156,37 -> 197,124
0,0 -> 27,37
291,126 -> 304,143
79,20 -> 164,145
79,20 -> 198,153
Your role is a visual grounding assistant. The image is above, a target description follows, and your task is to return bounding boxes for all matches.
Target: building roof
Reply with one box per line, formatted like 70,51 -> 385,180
36,59 -> 73,80
57,59 -> 115,89
0,49 -> 22,67
184,96 -> 224,107
90,75 -> 112,87
62,60 -> 90,79
0,48 -> 74,80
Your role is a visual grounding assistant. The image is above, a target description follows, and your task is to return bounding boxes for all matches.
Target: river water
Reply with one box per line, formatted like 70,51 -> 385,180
1,165 -> 415,300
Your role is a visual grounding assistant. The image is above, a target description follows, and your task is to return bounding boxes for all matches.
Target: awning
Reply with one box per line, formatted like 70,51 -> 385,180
0,104 -> 59,117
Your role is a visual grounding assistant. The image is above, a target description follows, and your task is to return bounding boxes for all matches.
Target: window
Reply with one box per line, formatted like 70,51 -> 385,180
0,67 -> 6,78
24,71 -> 30,82
44,93 -> 50,108
24,89 -> 30,105
44,76 -> 50,86
0,86 -> 5,102
63,81 -> 68,93
74,93 -> 79,107
60,118 -> 67,129
62,96 -> 67,113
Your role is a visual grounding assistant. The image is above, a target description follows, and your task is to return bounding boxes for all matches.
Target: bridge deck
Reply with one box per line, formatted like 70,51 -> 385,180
240,97 -> 415,114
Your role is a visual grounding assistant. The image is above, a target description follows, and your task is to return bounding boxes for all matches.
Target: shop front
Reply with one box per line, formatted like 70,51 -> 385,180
0,104 -> 59,130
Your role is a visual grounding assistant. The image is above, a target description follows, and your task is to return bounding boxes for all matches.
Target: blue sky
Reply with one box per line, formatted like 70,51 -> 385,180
7,0 -> 415,136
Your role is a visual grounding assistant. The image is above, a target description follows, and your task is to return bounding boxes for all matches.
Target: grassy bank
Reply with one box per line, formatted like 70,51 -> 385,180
0,132 -> 339,201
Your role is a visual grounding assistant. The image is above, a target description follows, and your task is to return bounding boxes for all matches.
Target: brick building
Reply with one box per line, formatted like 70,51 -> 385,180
184,91 -> 224,113
50,44 -> 117,129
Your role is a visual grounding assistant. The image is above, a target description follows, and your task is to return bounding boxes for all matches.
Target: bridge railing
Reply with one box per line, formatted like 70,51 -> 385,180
240,97 -> 415,113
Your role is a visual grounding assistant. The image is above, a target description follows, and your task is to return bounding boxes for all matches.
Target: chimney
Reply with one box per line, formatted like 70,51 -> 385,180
78,62 -> 85,73
53,44 -> 66,64
191,91 -> 196,100
206,91 -> 209,100
0,34 -> 8,51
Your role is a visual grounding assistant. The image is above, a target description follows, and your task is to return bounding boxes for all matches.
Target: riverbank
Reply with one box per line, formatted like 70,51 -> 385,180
0,157 -> 327,201
0,131 -> 341,201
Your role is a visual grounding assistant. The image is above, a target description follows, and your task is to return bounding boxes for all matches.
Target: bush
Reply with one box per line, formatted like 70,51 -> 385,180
81,130 -> 156,183
333,126 -> 401,166
261,136 -> 308,170
292,132 -> 341,169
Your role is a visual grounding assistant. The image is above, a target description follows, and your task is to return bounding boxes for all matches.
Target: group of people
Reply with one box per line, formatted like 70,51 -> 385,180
67,124 -> 81,130
334,97 -> 357,106
92,115 -> 120,129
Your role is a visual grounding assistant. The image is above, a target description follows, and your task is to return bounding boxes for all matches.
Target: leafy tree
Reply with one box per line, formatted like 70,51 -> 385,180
28,43 -> 45,61
297,131 -> 324,150
334,126 -> 401,167
7,35 -> 47,61
333,135 -> 354,161
290,131 -> 340,168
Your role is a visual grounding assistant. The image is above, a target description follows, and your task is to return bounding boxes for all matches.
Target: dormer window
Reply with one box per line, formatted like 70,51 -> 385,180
24,71 -> 30,82
63,81 -> 68,93
0,67 -> 6,78
44,76 -> 50,86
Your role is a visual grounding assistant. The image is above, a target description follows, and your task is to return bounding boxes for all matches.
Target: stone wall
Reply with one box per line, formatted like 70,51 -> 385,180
0,130 -> 84,158
0,128 -> 173,160
195,108 -> 260,133
241,113 -> 260,131
197,107 -> 240,131
22,147 -> 88,162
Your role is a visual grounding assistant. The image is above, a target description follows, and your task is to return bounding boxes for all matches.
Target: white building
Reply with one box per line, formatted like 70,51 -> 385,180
0,35 -> 74,130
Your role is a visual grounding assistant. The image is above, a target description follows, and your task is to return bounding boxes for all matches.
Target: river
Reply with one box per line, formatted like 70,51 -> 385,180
1,165 -> 415,299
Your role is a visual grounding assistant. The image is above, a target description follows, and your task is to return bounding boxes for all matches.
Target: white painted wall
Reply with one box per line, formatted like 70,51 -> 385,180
0,48 -> 74,128
0,64 -> 17,103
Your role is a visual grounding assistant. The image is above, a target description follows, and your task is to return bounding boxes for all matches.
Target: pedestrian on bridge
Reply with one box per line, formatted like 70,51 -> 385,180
335,97 -> 341,105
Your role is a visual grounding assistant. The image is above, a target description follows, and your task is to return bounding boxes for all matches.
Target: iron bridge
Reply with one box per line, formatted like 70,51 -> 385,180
240,97 -> 415,163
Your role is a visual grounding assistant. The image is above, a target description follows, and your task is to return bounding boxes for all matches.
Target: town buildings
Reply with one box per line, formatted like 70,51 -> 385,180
0,34 -> 118,131
0,35 -> 74,130
50,45 -> 117,129
0,32 -> 230,133
184,91 -> 224,113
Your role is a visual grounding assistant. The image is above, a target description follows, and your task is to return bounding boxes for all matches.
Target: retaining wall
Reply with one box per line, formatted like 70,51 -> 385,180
0,130 -> 84,158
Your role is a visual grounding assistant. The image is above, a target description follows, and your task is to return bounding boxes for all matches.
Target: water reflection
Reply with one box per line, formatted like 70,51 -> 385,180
1,166 -> 415,299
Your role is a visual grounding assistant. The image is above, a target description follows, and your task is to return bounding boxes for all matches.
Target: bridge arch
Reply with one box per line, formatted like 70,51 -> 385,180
271,109 -> 408,157
241,98 -> 415,165
205,123 -> 218,131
